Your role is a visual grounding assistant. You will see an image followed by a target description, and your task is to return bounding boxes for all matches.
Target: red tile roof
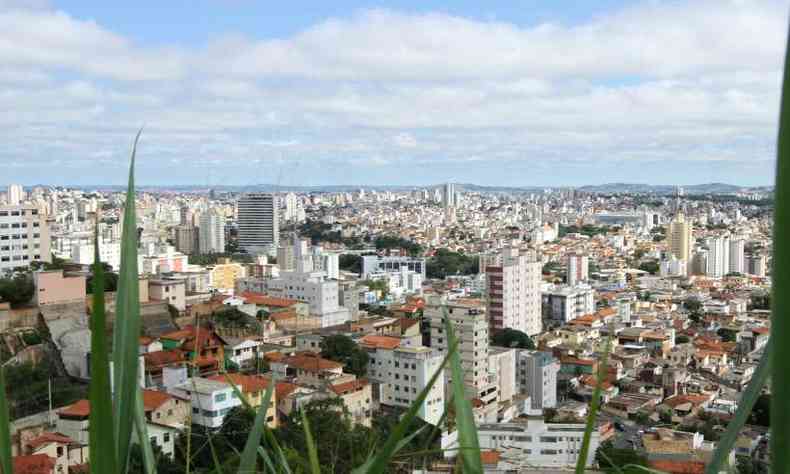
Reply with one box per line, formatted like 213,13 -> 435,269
280,352 -> 343,372
648,459 -> 705,474
274,381 -> 300,400
329,378 -> 369,396
143,349 -> 186,369
58,399 -> 90,418
142,389 -> 175,412
480,450 -> 500,466
239,291 -> 298,307
13,454 -> 56,474
27,432 -> 75,450
359,335 -> 401,350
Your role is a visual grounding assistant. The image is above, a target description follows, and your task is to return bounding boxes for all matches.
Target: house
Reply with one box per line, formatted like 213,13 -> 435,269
134,422 -> 180,459
328,378 -> 372,427
13,454 -> 56,474
641,428 -> 729,474
207,373 -> 277,428
159,325 -> 227,362
141,389 -> 190,429
659,393 -> 712,422
25,432 -> 88,474
56,400 -> 91,445
224,337 -> 264,369
168,377 -> 241,429
270,352 -> 344,386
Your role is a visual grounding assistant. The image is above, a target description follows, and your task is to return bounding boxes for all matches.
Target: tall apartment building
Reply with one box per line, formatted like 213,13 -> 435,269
517,350 -> 560,410
542,285 -> 596,325
705,235 -> 731,278
0,204 -> 50,273
728,238 -> 745,274
566,253 -> 589,286
485,247 -> 543,336
360,335 -> 445,425
283,192 -> 298,222
666,213 -> 692,265
442,183 -> 456,209
71,240 -> 122,271
238,193 -> 278,255
174,225 -> 199,255
425,296 -> 497,407
199,212 -> 226,254
7,184 -> 24,206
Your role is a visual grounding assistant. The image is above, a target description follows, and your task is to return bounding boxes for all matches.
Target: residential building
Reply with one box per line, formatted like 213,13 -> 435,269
265,270 -> 349,327
148,279 -> 186,311
208,259 -> 246,293
517,350 -> 560,410
488,347 -> 517,403
199,212 -> 225,254
238,193 -> 278,255
729,238 -> 745,274
24,432 -> 88,474
442,182 -> 456,209
141,389 -> 191,429
7,184 -> 24,205
667,213 -> 692,264
747,254 -> 767,277
566,253 -> 588,286
542,284 -> 595,325
360,334 -> 445,425
168,377 -> 241,429
0,203 -> 50,273
174,225 -> 199,255
208,373 -> 277,427
34,271 -> 86,306
70,239 -> 122,271
361,255 -> 426,279
485,247 -> 543,336
706,235 -> 731,278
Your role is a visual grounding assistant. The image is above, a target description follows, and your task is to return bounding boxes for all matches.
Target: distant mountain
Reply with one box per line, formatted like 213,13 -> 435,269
576,182 -> 771,195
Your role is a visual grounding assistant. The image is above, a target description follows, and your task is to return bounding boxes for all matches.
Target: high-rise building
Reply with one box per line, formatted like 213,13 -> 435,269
746,254 -> 767,277
516,350 -> 560,410
442,183 -> 456,209
283,192 -> 298,222
566,253 -> 589,286
666,213 -> 692,266
485,247 -> 543,336
7,185 -> 24,206
0,204 -> 50,273
705,235 -> 730,278
199,212 -> 226,254
425,296 -> 497,408
174,225 -> 199,255
728,238 -> 745,274
238,193 -> 278,255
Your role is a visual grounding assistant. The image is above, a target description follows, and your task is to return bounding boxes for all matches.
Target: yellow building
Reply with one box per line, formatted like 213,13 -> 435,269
666,213 -> 692,263
210,373 -> 278,428
208,259 -> 246,292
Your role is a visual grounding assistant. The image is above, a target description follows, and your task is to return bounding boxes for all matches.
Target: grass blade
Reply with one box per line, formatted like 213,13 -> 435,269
88,224 -> 118,474
705,339 -> 772,473
257,446 -> 277,473
237,381 -> 275,474
301,409 -> 321,474
134,389 -> 156,474
113,128 -> 144,471
444,308 -> 482,474
0,368 -> 13,474
354,338 -> 458,474
264,427 -> 293,474
772,25 -> 790,474
575,333 -> 612,474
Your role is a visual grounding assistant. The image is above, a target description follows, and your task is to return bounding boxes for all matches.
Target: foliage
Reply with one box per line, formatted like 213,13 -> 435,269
638,260 -> 659,275
717,328 -> 737,343
212,307 -> 261,332
362,279 -> 389,299
750,293 -> 771,310
675,335 -> 691,344
426,248 -> 478,279
492,328 -> 535,349
5,359 -> 87,419
748,394 -> 770,427
127,442 -> 182,474
29,254 -> 68,271
558,224 -> 610,238
374,235 -> 422,256
87,271 -> 119,294
542,261 -> 563,275
0,273 -> 35,307
594,440 -> 648,470
339,254 -> 363,274
320,334 -> 369,377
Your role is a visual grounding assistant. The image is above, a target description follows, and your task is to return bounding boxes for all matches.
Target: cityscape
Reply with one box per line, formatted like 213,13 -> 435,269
1,1 -> 785,474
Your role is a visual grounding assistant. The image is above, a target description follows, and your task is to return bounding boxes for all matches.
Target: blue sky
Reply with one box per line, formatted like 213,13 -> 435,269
0,0 -> 786,186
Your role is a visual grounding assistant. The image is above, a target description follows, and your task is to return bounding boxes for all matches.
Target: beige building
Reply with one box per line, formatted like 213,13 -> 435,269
666,213 -> 692,264
25,432 -> 89,474
34,271 -> 86,306
209,259 -> 246,293
142,389 -> 191,429
148,279 -> 186,311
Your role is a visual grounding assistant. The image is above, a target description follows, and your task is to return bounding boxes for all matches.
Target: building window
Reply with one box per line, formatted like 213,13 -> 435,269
215,393 -> 227,403
164,433 -> 171,443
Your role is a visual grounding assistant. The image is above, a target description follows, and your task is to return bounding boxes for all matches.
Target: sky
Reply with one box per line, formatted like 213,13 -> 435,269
1,0 -> 787,187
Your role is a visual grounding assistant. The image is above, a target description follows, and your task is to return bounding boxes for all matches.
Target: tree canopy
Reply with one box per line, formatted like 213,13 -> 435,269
320,334 -> 369,377
426,248 -> 478,279
374,235 -> 422,256
0,274 -> 35,307
492,328 -> 535,350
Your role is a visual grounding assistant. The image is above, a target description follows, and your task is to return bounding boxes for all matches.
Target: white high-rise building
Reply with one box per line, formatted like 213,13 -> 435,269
7,185 -> 24,206
542,284 -> 596,325
566,253 -> 589,286
516,350 -> 560,410
442,183 -> 456,209
485,247 -> 543,336
0,204 -> 50,273
238,193 -> 278,255
728,238 -> 745,274
199,212 -> 226,254
283,193 -> 298,222
705,235 -> 730,278
71,240 -> 122,271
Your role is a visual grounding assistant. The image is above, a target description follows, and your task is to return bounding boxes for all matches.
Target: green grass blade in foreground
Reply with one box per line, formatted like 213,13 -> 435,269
113,128 -> 144,471
773,25 -> 790,473
257,446 -> 278,473
264,426 -> 293,474
237,381 -> 275,474
354,338 -> 459,474
301,410 -> 321,474
134,389 -> 156,474
444,309 -> 482,474
0,368 -> 13,474
88,227 -> 118,474
575,334 -> 612,474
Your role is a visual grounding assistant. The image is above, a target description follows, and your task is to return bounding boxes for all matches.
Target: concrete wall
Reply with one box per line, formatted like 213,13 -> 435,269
34,271 -> 85,306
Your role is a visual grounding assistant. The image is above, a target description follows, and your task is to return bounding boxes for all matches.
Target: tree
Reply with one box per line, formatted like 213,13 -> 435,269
426,249 -> 479,279
684,298 -> 703,313
339,254 -> 363,274
127,442 -> 183,474
638,260 -> 659,275
750,293 -> 771,310
219,406 -> 257,452
0,274 -> 35,307
362,279 -> 389,299
373,235 -> 422,256
595,440 -> 648,470
87,271 -> 119,294
492,328 -> 535,349
321,334 -> 369,377
717,328 -> 737,343
675,335 -> 691,344
736,455 -> 757,474
748,394 -> 770,427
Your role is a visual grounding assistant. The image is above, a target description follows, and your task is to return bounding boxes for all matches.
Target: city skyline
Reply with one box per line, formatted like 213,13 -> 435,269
2,0 -> 786,186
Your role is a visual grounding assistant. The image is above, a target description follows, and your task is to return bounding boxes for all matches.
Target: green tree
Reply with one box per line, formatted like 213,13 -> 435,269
0,274 -> 35,307
675,335 -> 691,344
321,334 -> 369,377
717,328 -> 737,343
638,260 -> 660,275
127,442 -> 183,474
748,394 -> 770,427
219,406 -> 257,452
426,248 -> 479,279
339,254 -> 363,273
87,271 -> 119,294
492,328 -> 535,349
595,440 -> 648,471
374,235 -> 422,256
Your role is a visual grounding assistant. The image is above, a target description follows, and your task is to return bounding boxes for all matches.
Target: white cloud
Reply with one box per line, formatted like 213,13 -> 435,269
0,0 -> 786,184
